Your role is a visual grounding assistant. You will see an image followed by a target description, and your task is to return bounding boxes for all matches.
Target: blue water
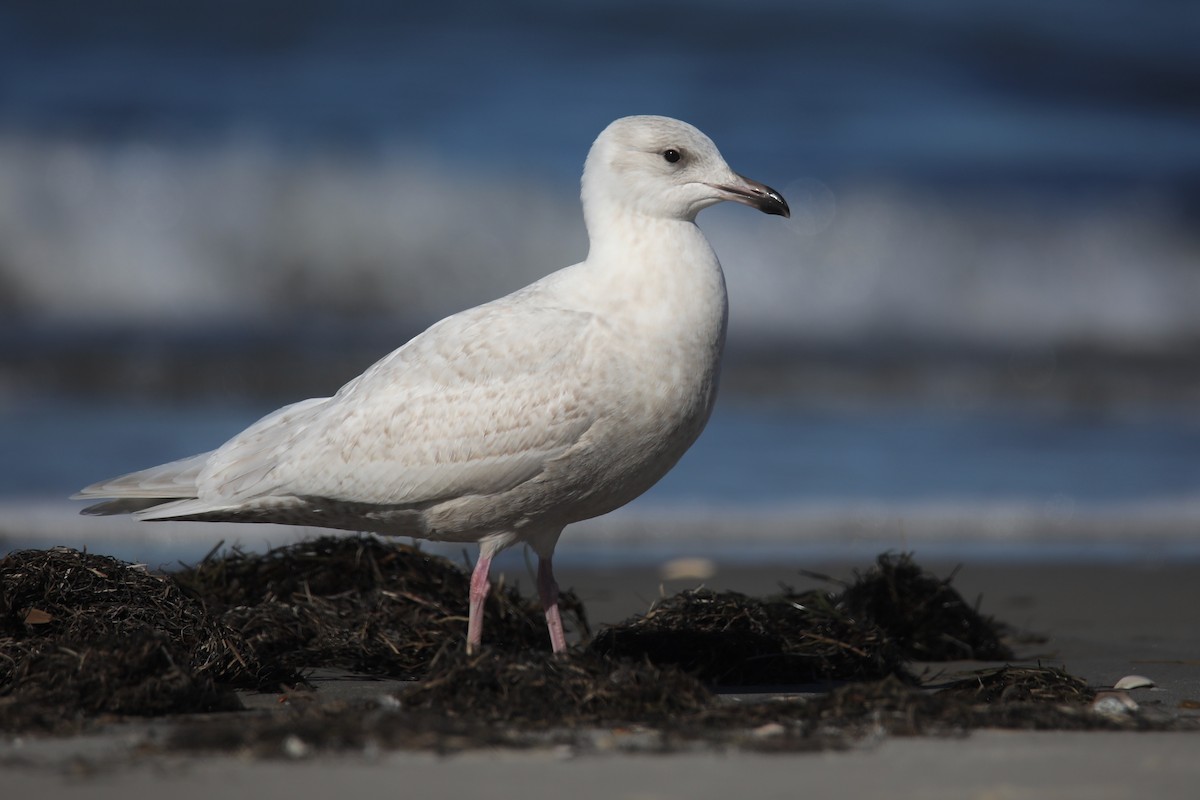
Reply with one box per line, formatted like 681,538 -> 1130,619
5,398 -> 1199,509
661,404 -> 1200,507
2,1 -> 1196,189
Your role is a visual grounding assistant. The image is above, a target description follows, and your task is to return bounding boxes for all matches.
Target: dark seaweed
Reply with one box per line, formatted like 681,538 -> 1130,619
588,588 -> 905,685
172,536 -> 589,678
834,553 -> 1015,661
2,537 -> 1177,753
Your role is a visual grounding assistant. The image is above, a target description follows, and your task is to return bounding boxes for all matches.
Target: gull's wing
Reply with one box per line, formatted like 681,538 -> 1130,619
128,300 -> 604,519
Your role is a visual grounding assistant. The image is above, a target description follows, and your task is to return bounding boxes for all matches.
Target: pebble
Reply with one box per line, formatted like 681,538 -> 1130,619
282,734 -> 312,759
661,557 -> 717,581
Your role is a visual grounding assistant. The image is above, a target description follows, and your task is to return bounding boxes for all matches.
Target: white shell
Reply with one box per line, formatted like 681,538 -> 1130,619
1091,691 -> 1139,716
750,723 -> 786,738
1113,674 -> 1156,690
282,735 -> 311,759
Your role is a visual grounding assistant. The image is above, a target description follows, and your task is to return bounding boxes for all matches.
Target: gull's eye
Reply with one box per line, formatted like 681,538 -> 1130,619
662,148 -> 682,164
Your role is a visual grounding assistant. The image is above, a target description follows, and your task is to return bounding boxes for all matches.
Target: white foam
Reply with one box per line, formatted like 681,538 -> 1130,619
2,134 -> 1197,350
0,134 -> 582,323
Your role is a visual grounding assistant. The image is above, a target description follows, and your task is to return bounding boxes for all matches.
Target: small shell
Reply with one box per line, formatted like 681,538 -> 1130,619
750,722 -> 786,739
661,557 -> 717,581
282,735 -> 311,759
1091,691 -> 1138,717
1114,674 -> 1156,690
376,693 -> 402,710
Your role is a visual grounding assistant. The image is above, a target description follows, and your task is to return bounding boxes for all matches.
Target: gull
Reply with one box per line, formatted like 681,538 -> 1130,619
75,115 -> 790,654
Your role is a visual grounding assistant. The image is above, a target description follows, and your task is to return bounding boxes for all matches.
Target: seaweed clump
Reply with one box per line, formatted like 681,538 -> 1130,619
165,663 -> 1135,758
836,553 -> 1015,661
588,588 -> 904,686
586,554 -> 1014,686
402,647 -> 711,726
0,547 -> 258,732
0,537 -> 590,734
174,536 -> 588,679
937,664 -> 1090,705
800,665 -> 1114,741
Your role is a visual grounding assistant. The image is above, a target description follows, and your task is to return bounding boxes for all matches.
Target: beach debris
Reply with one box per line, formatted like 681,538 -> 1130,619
165,665 -> 1176,759
1113,674 -> 1155,690
282,734 -> 312,759
588,554 -> 1015,685
1,536 -> 585,732
0,546 -> 261,683
809,675 -> 946,737
660,557 -> 717,581
401,648 -> 712,726
21,608 -> 53,625
937,665 -> 1092,704
0,547 -> 259,733
1091,691 -> 1139,717
588,587 -> 904,685
749,722 -> 786,739
835,553 -> 1015,661
7,539 -> 1190,752
174,536 -> 588,679
0,628 -> 243,734
801,668 -> 1156,741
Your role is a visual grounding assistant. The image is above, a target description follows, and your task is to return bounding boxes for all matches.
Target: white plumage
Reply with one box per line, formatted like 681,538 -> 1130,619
76,115 -> 790,653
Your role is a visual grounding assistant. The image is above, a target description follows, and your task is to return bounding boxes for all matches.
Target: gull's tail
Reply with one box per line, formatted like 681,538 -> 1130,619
72,452 -> 212,516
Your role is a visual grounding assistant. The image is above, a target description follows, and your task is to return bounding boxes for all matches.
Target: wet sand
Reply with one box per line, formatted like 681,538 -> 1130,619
4,556 -> 1200,798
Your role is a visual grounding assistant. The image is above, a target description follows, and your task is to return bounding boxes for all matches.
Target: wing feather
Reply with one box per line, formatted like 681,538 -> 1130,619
74,452 -> 211,501
192,301 -> 601,510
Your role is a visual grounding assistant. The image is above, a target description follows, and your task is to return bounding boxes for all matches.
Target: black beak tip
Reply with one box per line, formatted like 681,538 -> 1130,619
747,179 -> 790,218
765,192 -> 791,218
718,177 -> 791,219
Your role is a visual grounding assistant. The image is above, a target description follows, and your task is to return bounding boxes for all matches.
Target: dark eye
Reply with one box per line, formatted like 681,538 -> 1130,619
662,148 -> 682,164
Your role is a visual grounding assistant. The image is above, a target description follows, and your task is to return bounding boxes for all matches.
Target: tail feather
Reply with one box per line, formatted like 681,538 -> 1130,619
80,498 -> 185,516
73,451 -> 212,515
132,497 -> 240,521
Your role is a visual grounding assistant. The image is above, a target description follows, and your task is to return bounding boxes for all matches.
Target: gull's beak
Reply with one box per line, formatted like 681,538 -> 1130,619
709,173 -> 790,218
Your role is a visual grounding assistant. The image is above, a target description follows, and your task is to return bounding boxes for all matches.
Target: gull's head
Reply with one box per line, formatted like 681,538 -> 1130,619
582,115 -> 789,223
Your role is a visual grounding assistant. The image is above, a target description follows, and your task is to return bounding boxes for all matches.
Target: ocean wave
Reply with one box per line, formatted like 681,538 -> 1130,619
1,134 -> 1198,349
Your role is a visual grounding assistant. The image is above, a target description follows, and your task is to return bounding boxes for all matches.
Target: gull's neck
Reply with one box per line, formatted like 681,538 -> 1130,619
569,201 -> 728,343
583,202 -> 716,276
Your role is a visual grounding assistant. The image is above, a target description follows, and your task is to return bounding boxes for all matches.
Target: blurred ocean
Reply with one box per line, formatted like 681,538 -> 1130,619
1,1 -> 1198,564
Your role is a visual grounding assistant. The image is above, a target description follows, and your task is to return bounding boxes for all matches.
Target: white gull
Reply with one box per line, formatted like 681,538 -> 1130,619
74,115 -> 790,653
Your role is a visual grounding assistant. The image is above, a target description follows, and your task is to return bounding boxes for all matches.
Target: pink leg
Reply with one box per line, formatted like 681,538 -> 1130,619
537,555 -> 567,654
467,550 -> 493,654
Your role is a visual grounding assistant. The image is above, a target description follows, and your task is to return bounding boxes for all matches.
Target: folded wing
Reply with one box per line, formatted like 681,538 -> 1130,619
77,300 -> 602,523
